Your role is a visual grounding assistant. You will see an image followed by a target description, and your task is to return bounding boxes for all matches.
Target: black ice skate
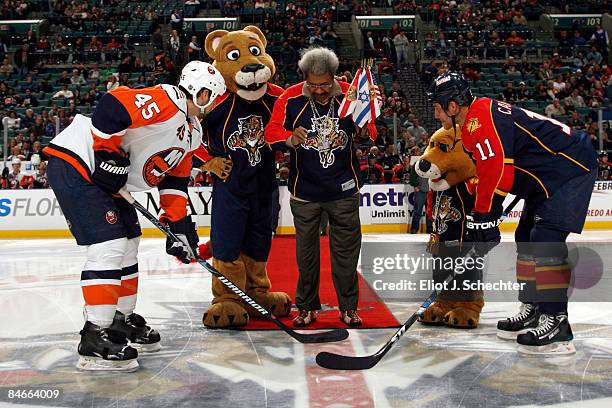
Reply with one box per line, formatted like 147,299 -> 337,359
497,303 -> 540,340
517,312 -> 576,356
110,311 -> 161,353
77,321 -> 139,372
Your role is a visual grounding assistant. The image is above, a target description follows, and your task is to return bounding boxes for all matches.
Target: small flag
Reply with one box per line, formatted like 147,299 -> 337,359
338,67 -> 362,118
339,66 -> 382,128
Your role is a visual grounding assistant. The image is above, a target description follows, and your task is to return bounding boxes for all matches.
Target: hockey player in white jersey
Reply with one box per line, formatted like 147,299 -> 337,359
44,61 -> 226,372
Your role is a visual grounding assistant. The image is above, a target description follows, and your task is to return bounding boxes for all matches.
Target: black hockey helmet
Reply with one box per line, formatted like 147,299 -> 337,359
427,71 -> 473,111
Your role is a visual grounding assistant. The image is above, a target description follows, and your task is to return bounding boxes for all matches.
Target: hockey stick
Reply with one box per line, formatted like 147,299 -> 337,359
119,189 -> 349,344
316,196 -> 522,370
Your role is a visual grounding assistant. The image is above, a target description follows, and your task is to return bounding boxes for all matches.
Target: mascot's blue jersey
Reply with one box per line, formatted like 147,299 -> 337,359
195,84 -> 284,196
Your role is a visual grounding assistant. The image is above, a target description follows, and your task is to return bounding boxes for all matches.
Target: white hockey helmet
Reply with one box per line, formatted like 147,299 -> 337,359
30,154 -> 41,166
178,61 -> 226,113
11,157 -> 21,165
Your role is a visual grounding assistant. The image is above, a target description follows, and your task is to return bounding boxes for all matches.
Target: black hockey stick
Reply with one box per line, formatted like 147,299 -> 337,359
316,196 -> 522,370
119,189 -> 349,344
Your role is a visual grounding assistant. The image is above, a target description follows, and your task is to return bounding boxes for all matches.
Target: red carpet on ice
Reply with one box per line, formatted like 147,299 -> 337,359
241,236 -> 400,330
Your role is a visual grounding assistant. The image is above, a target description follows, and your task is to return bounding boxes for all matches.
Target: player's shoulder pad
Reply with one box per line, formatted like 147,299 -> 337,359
160,84 -> 188,115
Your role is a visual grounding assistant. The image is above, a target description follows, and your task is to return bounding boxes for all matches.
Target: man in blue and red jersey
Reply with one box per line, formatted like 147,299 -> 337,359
265,47 -> 365,327
427,71 -> 597,356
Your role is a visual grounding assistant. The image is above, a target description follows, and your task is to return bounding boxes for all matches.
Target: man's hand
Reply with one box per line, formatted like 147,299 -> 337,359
201,157 -> 233,181
288,126 -> 308,147
466,212 -> 501,256
92,150 -> 130,194
165,215 -> 199,264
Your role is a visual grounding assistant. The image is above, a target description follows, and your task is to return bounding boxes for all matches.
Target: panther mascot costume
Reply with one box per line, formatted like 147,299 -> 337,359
196,26 -> 291,328
415,126 -> 485,328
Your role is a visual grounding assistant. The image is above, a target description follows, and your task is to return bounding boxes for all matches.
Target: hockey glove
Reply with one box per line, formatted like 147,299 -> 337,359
200,156 -> 233,181
166,215 -> 199,264
1,166 -> 8,180
92,150 -> 130,194
466,212 -> 501,256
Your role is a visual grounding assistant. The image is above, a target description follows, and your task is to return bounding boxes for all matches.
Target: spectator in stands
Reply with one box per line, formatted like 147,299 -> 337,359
503,56 -> 521,76
14,43 -> 33,76
568,111 -> 585,130
409,151 -> 429,234
279,41 -> 298,74
365,31 -> 377,58
393,31 -> 410,70
591,25 -> 609,60
463,55 -> 480,81
187,36 -> 202,61
538,60 -> 553,81
516,81 -> 530,101
513,10 -> 528,26
505,31 -> 525,48
36,35 -> 50,52
70,69 -> 86,86
170,9 -> 183,34
519,56 -> 534,76
586,46 -> 603,66
322,25 -> 338,41
407,117 -> 426,143
21,108 -> 35,129
391,154 -> 412,184
553,74 -> 566,93
169,30 -> 181,65
5,110 -> 20,130
545,98 -> 565,117
598,152 -> 611,180
53,84 -> 74,99
378,58 -> 395,76
572,31 -> 587,47
120,34 -> 134,56
58,71 -> 71,86
152,27 -> 164,52
30,118 -> 45,139
502,81 -> 517,102
363,156 -> 385,184
0,38 -> 7,62
0,58 -> 14,76
546,80 -> 557,100
20,88 -> 38,107
379,143 -> 401,182
570,88 -> 586,108
106,75 -> 119,92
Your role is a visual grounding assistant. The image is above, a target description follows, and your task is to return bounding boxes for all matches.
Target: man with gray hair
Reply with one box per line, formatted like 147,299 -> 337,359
265,47 -> 365,327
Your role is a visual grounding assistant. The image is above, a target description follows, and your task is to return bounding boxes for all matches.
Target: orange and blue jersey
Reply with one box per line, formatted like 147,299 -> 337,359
44,84 -> 200,223
460,97 -> 597,215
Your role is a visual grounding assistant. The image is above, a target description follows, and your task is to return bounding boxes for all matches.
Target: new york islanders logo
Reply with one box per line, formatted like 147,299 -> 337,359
303,116 -> 348,168
142,147 -> 186,187
227,115 -> 266,166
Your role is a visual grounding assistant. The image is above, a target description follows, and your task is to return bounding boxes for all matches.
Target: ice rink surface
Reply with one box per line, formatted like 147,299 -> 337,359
1,232 -> 611,408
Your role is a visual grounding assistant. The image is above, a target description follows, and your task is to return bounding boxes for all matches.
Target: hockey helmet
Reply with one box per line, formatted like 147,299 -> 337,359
179,61 -> 227,112
427,71 -> 473,111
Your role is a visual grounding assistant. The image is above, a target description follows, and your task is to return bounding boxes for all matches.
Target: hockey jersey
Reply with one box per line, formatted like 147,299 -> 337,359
195,84 -> 284,196
461,98 -> 597,215
44,84 -> 201,222
264,81 -> 362,202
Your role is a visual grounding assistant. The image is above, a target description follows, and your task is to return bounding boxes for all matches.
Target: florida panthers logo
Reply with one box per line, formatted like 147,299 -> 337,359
303,116 -> 348,168
434,195 -> 461,235
142,147 -> 186,187
227,115 -> 266,166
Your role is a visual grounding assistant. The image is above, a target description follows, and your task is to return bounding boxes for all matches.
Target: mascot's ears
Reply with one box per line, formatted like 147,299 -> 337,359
205,25 -> 268,61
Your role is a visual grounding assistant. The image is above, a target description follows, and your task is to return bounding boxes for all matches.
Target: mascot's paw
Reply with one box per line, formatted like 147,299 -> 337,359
203,301 -> 249,328
248,292 -> 292,318
443,299 -> 485,329
419,300 -> 455,326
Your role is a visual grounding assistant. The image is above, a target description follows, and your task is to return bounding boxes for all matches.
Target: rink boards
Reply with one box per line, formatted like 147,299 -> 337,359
1,182 -> 612,238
